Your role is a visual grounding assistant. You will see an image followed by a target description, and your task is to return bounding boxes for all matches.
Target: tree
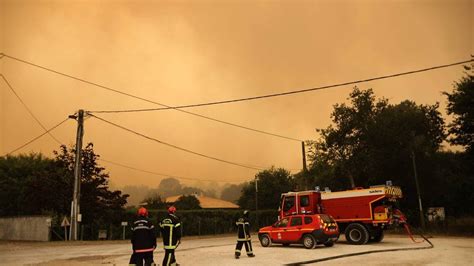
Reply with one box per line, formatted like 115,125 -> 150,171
238,167 -> 294,210
53,143 -> 129,224
174,195 -> 201,210
0,153 -> 71,216
157,178 -> 183,198
444,63 -> 474,154
0,144 -> 129,224
142,193 -> 167,209
221,183 -> 245,203
419,151 -> 474,217
310,87 -> 388,188
308,87 -> 445,190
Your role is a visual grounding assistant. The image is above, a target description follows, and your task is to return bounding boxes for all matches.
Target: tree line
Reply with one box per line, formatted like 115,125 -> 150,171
0,144 -> 128,226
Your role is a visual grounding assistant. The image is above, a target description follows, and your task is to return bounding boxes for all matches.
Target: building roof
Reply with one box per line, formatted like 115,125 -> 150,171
165,194 -> 239,209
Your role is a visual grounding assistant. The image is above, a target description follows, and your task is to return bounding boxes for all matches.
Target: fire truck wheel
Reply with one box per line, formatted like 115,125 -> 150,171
302,234 -> 316,249
371,230 -> 384,242
259,234 -> 271,247
345,223 -> 369,245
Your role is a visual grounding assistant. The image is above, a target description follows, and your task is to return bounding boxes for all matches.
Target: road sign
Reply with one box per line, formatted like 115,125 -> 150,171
121,221 -> 128,240
61,217 -> 70,227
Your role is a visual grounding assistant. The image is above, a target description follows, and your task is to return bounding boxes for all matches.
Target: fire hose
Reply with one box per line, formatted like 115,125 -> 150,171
285,224 -> 433,265
403,223 -> 426,243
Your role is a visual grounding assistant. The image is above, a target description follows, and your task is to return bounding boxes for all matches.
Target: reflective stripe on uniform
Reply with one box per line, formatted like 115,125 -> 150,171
133,225 -> 153,231
161,224 -> 175,227
134,248 -> 155,253
169,226 -> 173,248
164,245 -> 176,249
245,241 -> 253,252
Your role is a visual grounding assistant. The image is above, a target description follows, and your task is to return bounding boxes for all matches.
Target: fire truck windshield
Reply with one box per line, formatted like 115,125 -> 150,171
283,196 -> 295,212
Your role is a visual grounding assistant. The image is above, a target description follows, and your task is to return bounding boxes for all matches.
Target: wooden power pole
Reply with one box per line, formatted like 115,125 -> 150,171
71,110 -> 84,241
301,141 -> 307,172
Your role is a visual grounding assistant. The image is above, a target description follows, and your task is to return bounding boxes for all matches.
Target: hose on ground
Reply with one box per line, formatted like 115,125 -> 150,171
285,231 -> 433,265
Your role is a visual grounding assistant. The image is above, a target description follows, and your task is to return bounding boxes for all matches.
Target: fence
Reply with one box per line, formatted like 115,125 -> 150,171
49,209 -> 279,241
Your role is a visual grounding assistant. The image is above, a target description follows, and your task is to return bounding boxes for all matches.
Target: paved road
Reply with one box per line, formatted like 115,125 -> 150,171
0,234 -> 472,265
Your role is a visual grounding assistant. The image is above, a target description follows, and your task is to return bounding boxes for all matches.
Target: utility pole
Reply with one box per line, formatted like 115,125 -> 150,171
70,110 -> 84,241
301,141 -> 308,189
301,141 -> 307,172
411,150 -> 425,230
255,177 -> 258,228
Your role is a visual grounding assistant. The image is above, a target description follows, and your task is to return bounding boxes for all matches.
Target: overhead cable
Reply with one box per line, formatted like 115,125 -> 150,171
98,158 -> 243,184
89,114 -> 265,171
0,74 -> 62,144
3,118 -> 70,156
84,59 -> 473,113
1,53 -> 302,142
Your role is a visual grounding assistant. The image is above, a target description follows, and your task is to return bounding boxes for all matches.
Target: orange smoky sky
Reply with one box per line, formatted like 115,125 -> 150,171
0,0 -> 472,189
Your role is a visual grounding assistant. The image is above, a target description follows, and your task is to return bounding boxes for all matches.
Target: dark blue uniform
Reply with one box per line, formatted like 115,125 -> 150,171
235,211 -> 254,259
129,217 -> 156,266
160,213 -> 181,266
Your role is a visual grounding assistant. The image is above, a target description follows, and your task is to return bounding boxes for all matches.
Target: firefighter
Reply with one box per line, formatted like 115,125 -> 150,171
129,207 -> 157,266
159,206 -> 181,266
235,210 -> 255,259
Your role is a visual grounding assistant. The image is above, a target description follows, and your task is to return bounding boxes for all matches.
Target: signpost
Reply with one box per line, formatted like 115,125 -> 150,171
121,221 -> 128,240
61,216 -> 70,241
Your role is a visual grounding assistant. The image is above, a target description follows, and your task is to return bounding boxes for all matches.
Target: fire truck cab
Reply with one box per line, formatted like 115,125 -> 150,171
279,185 -> 403,245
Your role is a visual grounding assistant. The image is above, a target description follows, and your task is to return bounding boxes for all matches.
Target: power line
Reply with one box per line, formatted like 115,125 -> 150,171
98,158 -> 244,184
89,113 -> 266,171
0,110 -> 242,184
3,118 -> 70,156
85,59 -> 473,113
0,67 -> 256,182
0,74 -> 62,144
1,53 -> 302,142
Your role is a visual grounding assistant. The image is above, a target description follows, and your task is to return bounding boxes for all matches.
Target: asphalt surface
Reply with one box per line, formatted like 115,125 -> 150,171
0,234 -> 472,265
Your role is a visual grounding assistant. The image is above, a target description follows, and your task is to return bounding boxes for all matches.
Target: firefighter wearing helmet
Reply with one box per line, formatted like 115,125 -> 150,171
235,210 -> 255,259
129,207 -> 157,266
159,206 -> 181,266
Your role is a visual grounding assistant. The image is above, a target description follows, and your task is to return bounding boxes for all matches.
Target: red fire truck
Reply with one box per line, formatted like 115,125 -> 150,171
279,184 -> 404,245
